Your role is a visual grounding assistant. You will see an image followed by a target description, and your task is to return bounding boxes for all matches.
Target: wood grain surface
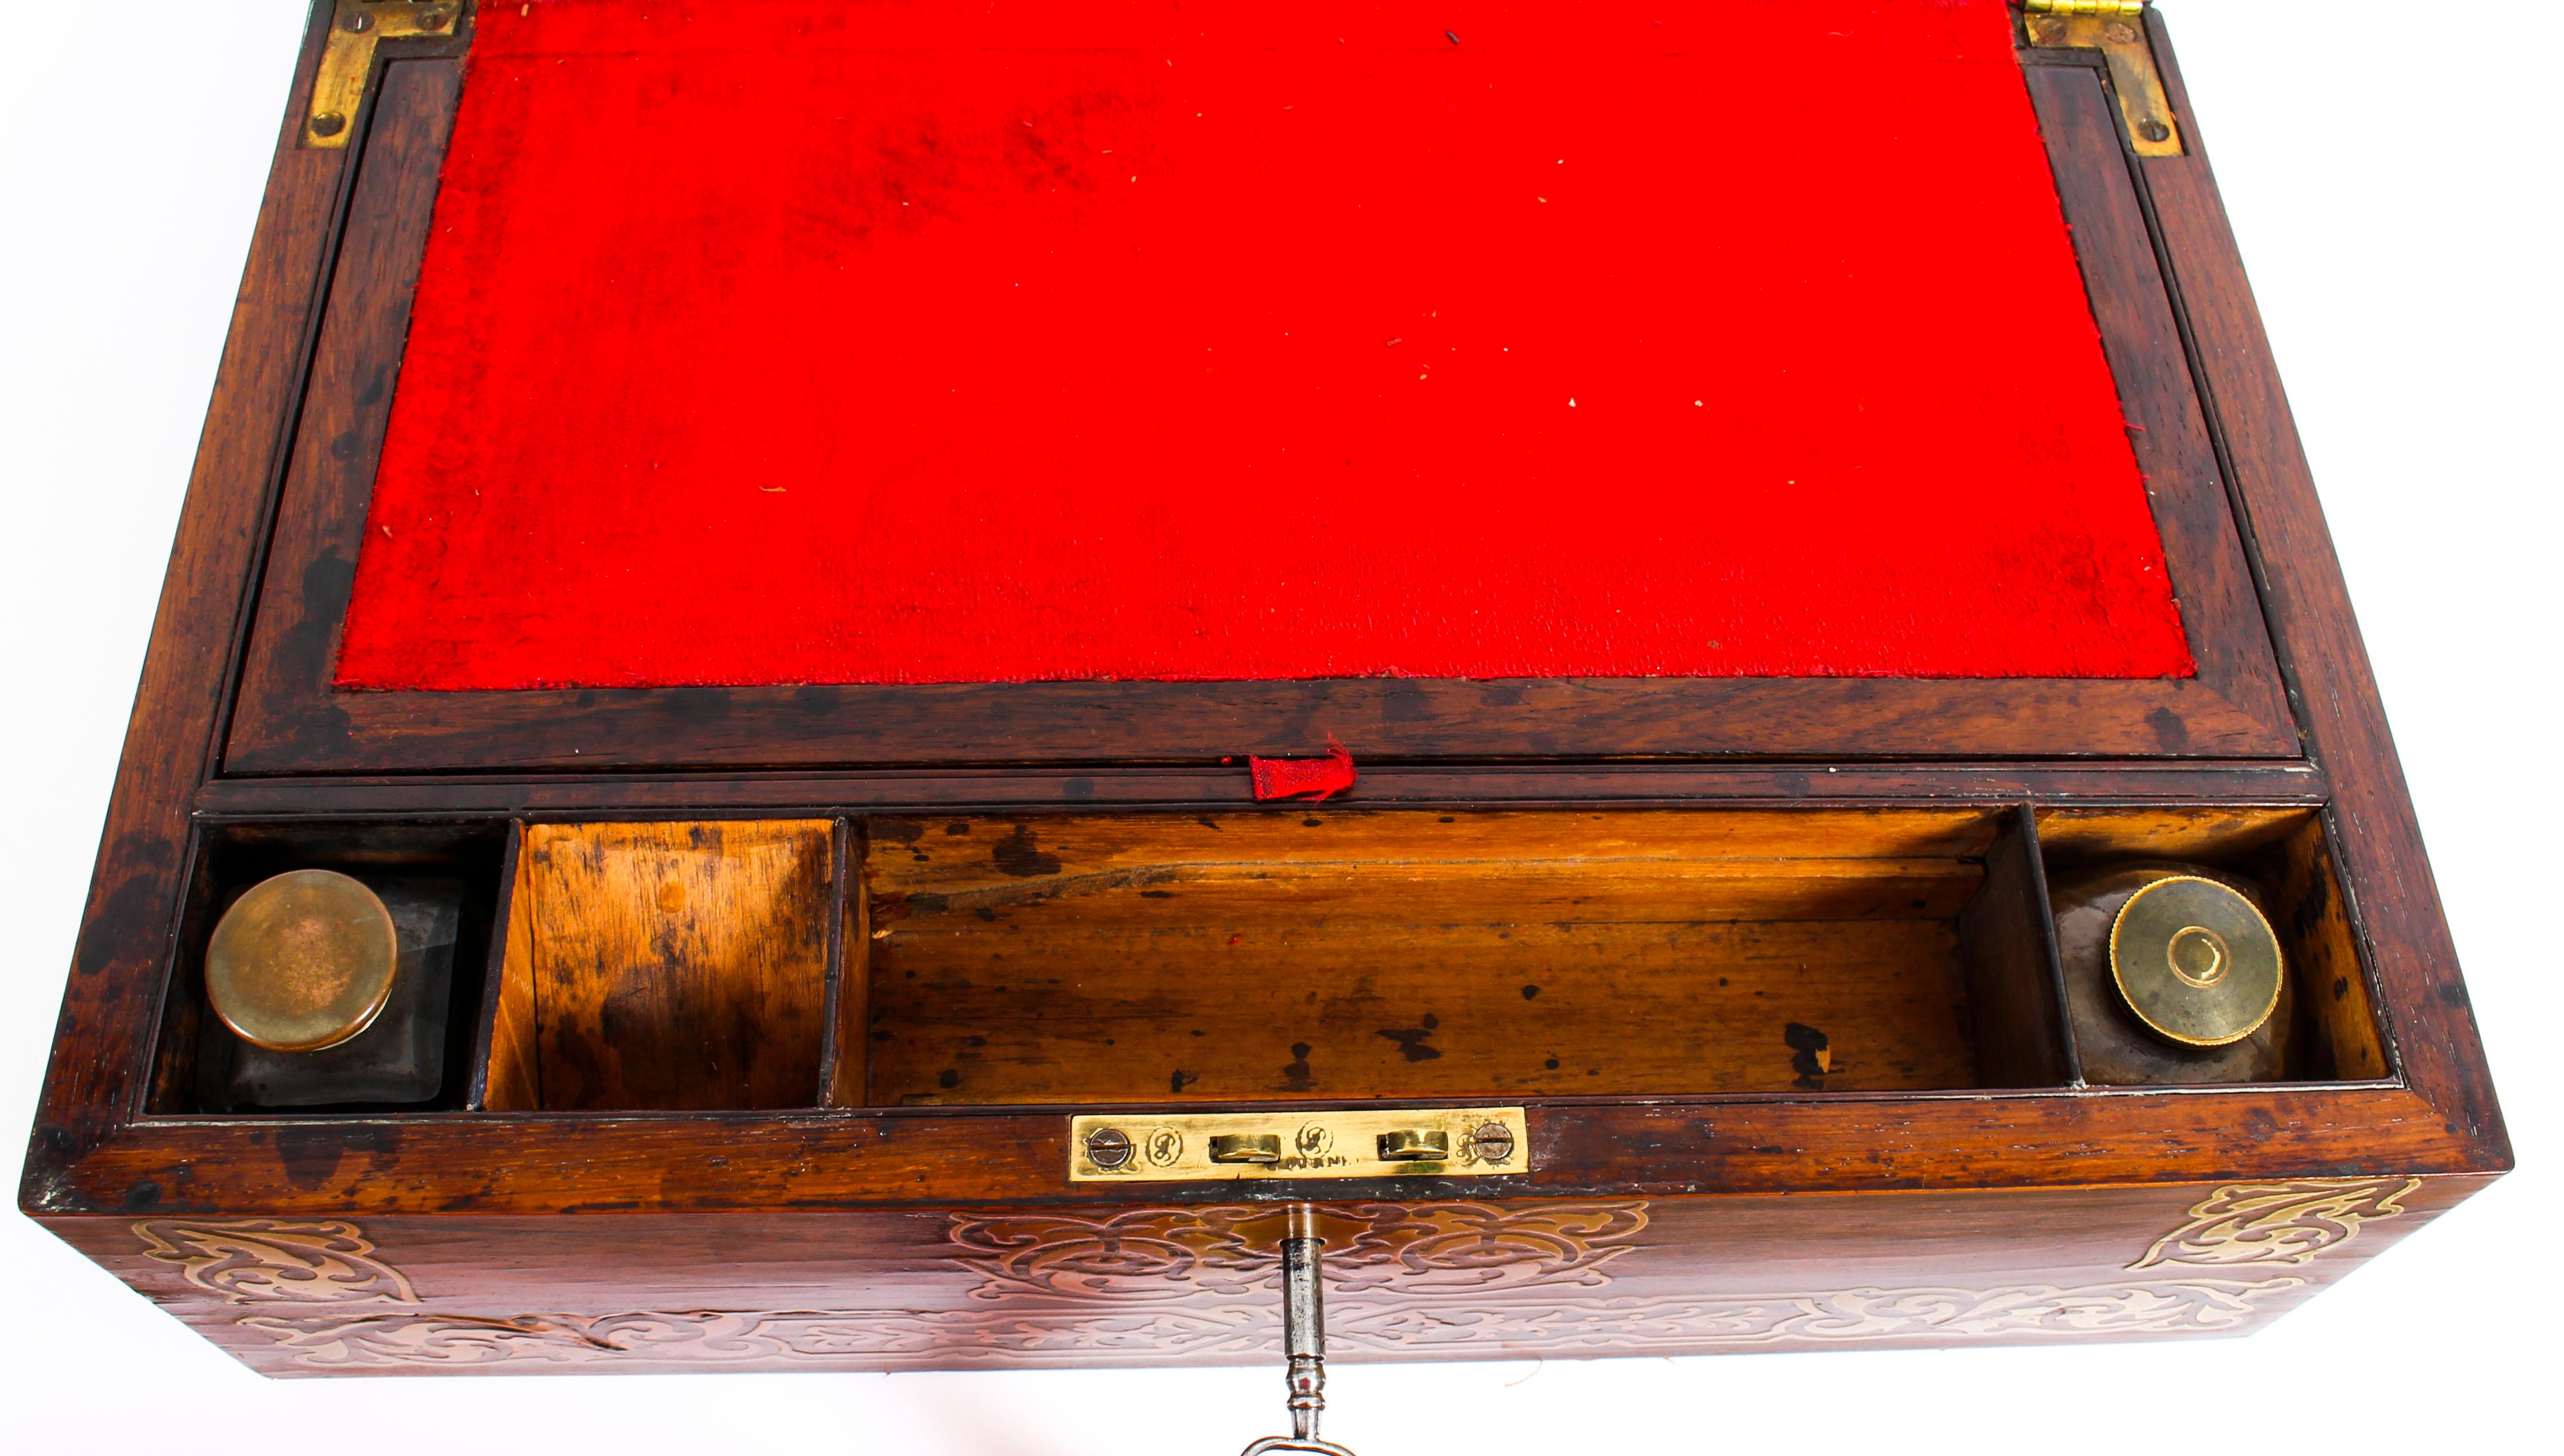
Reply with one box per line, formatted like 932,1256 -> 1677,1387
866,810 -> 1994,1104
498,821 -> 834,1110
2270,815 -> 2390,1082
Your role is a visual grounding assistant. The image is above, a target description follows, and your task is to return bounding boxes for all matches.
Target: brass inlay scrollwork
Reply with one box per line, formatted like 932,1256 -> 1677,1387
219,1178 -> 2432,1368
237,1276 -> 2305,1369
135,1218 -> 418,1305
947,1200 -> 1647,1302
2129,1177 -> 2423,1271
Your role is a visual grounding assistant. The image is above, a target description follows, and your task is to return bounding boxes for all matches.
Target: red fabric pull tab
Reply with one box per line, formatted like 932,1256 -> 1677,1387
1249,736 -> 1358,803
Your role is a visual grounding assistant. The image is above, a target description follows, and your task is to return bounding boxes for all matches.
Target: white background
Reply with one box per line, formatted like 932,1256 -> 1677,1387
2,2 -> 2553,1447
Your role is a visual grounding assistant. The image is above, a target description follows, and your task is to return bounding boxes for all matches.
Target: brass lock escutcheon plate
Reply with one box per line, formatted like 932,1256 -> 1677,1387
1070,1108 -> 1528,1183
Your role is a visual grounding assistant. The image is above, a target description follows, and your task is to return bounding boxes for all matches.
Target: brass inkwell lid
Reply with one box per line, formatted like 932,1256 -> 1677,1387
205,869 -> 399,1053
2108,875 -> 2284,1047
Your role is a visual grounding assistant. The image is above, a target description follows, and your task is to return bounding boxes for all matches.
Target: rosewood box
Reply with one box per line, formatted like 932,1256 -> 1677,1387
23,0 -> 2507,1382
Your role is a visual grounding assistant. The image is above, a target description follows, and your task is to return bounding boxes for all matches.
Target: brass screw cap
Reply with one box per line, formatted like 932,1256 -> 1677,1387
1466,1121 -> 1518,1165
1084,1126 -> 1133,1169
2108,876 -> 2285,1047
205,869 -> 399,1053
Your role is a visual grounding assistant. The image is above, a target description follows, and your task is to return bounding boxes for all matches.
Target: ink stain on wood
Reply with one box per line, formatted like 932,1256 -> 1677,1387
1378,1014 -> 1443,1062
992,824 -> 1061,878
274,1124 -> 352,1188
1785,1022 -> 1833,1089
1282,1043 -> 1315,1090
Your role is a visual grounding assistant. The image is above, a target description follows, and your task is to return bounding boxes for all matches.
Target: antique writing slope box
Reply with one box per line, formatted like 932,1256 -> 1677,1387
25,0 -> 2510,1383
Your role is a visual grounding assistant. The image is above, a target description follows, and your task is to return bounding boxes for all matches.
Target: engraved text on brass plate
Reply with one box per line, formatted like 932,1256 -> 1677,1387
1069,1109 -> 1528,1183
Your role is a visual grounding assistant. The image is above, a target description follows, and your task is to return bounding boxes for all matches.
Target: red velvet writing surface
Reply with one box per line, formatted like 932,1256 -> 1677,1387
335,0 -> 2196,689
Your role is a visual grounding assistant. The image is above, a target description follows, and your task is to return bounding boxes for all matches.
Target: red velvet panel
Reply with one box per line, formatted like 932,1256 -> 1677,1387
335,0 -> 2196,689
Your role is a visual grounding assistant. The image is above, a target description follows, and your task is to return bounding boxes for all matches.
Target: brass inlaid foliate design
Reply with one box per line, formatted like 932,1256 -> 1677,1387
233,1278 -> 2297,1369
2129,1177 -> 2424,1271
948,1200 -> 1648,1303
1335,1278 -> 2298,1349
240,1307 -> 1273,1368
232,1292 -> 2205,1370
222,1179 -> 2429,1369
135,1218 -> 418,1305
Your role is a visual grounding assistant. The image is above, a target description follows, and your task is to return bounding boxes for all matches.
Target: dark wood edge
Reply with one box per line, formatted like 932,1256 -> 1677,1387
26,6 -> 353,1160
231,683 -> 2299,775
187,760 -> 2333,818
2020,55 -> 2292,743
812,818 -> 855,1108
134,829 -> 216,1119
461,818 -> 523,1111
214,23 -> 2295,774
2013,803 -> 2087,1087
1955,806 -> 2068,1088
30,1084 -> 2485,1216
2135,8 -> 2506,1168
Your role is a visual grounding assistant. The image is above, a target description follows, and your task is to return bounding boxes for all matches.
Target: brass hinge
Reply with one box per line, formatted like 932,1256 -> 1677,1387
2021,1 -> 2185,159
303,1 -> 468,150
1069,1108 -> 1530,1183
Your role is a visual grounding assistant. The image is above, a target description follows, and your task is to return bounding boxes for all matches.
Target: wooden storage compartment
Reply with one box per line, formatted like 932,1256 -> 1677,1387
147,821 -> 507,1114
2036,807 -> 2392,1084
480,820 -> 839,1111
856,807 -> 2068,1105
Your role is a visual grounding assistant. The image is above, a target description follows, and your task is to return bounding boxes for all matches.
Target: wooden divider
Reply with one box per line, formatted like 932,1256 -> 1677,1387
817,819 -> 872,1108
1958,807 -> 2082,1089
